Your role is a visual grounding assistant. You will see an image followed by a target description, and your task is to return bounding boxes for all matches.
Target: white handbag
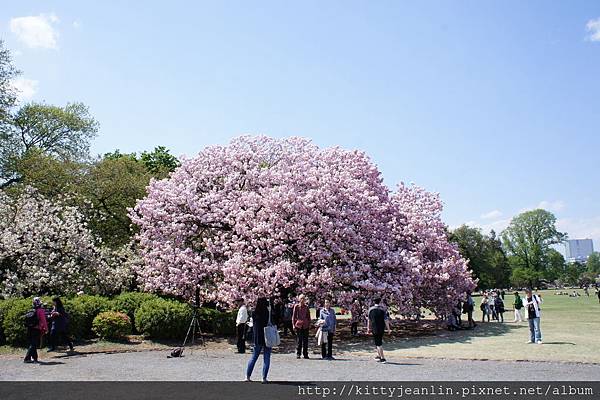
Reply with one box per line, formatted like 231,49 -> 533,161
263,305 -> 280,348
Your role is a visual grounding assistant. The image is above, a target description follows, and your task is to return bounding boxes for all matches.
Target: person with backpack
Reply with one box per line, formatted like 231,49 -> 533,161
47,297 -> 74,352
513,292 -> 523,322
24,297 -> 48,363
523,288 -> 543,344
495,294 -> 505,323
245,297 -> 272,383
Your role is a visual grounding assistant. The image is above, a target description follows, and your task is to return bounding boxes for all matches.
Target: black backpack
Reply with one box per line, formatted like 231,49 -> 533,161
168,347 -> 184,358
24,309 -> 38,328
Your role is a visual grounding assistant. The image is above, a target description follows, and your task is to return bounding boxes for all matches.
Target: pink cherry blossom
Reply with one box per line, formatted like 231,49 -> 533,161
130,136 -> 475,315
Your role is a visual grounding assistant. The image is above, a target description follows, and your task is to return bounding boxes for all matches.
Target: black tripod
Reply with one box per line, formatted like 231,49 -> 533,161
180,288 -> 208,357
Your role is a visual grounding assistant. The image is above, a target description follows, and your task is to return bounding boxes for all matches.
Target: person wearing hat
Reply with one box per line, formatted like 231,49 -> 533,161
24,297 -> 48,363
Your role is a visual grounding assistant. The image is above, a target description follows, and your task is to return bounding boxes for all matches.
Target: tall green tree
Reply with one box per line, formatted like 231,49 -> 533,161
1,102 -> 98,189
545,248 -> 566,281
140,146 -> 180,178
587,252 -> 600,274
81,155 -> 152,248
501,209 -> 567,272
449,225 -> 510,289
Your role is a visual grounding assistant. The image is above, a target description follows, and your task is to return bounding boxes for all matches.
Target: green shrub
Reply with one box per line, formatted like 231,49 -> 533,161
0,299 -> 17,345
134,298 -> 192,339
111,292 -> 158,333
92,311 -> 131,340
212,310 -> 236,335
63,295 -> 114,339
197,308 -> 236,335
3,299 -> 38,346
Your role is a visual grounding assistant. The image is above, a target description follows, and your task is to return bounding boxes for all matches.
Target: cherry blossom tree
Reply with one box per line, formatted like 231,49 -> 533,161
131,136 -> 475,314
0,187 -> 133,297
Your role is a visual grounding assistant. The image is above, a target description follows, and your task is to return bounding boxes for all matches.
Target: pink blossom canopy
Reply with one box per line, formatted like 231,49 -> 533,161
130,136 -> 475,315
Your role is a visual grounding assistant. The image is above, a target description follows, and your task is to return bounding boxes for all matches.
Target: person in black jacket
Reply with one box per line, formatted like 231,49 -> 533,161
47,297 -> 74,352
245,297 -> 272,383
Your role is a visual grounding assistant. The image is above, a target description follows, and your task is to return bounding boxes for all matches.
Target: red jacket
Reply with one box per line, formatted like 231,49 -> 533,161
35,308 -> 48,334
292,304 -> 311,329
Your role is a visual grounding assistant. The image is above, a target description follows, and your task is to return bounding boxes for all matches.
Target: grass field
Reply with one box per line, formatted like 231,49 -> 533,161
373,289 -> 600,364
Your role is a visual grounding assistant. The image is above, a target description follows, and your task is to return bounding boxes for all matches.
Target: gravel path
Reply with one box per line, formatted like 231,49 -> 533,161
1,349 -> 598,381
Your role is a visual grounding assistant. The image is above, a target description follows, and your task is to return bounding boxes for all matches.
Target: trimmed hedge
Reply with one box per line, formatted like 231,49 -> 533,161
134,298 -> 192,339
63,295 -> 114,339
0,298 -> 17,344
92,311 -> 132,340
1,292 -> 237,345
111,292 -> 158,333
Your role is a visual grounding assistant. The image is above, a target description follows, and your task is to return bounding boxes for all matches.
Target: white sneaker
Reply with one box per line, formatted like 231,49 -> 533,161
537,340 -> 543,344
526,340 -> 534,344
244,377 -> 251,382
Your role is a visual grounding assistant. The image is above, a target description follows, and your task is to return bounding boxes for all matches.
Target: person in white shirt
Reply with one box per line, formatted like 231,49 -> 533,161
236,299 -> 249,353
522,288 -> 543,344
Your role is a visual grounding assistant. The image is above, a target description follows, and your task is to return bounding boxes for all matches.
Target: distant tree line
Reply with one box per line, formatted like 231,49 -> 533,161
449,209 -> 599,290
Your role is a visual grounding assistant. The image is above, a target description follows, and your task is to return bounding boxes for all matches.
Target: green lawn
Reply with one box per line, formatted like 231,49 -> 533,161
372,289 -> 600,363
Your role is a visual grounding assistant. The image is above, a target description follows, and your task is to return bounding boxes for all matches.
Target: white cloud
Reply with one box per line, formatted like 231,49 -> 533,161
9,13 -> 60,49
467,219 -> 512,235
536,200 -> 566,213
586,17 -> 600,42
481,210 -> 503,220
11,77 -> 39,102
72,20 -> 81,29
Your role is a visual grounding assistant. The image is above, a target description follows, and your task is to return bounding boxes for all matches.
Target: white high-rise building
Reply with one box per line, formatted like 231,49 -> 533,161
564,239 -> 594,263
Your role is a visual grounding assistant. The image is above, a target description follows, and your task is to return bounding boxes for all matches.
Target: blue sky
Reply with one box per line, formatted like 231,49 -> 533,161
2,1 -> 600,251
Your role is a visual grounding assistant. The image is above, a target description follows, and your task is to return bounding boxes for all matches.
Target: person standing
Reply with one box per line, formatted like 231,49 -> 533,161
292,294 -> 311,359
236,298 -> 249,354
464,292 -> 476,328
47,297 -> 74,352
367,298 -> 391,364
513,292 -> 523,322
350,300 -> 362,336
319,299 -> 337,360
282,295 -> 294,336
480,294 -> 490,322
24,297 -> 48,363
489,292 -> 498,321
495,294 -> 505,323
523,288 -> 543,344
245,298 -> 272,383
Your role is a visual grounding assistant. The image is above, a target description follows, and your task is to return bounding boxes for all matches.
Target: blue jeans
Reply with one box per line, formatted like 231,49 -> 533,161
246,344 -> 271,380
528,317 -> 542,342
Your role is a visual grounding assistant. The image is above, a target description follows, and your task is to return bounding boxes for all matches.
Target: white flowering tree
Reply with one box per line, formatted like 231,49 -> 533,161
0,187 -> 133,297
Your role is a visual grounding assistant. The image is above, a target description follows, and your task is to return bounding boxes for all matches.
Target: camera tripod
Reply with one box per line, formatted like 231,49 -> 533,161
180,288 -> 208,357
